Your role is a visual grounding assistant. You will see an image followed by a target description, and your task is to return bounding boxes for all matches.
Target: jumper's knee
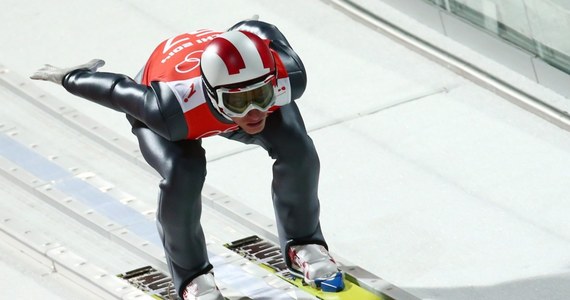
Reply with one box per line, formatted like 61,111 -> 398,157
157,153 -> 207,223
162,154 -> 206,191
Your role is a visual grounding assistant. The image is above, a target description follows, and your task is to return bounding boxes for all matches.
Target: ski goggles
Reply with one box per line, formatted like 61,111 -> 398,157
216,75 -> 276,118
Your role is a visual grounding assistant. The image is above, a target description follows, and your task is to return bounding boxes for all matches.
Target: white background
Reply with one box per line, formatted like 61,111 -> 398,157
1,0 -> 570,299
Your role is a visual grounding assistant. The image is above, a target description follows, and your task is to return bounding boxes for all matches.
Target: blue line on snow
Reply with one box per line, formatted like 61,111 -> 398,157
0,134 -> 161,244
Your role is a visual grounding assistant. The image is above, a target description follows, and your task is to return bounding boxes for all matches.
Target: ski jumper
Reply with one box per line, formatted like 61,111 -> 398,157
62,20 -> 326,297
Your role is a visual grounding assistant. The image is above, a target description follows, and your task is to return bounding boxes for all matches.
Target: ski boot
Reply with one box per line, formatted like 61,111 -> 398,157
182,272 -> 224,300
288,244 -> 345,292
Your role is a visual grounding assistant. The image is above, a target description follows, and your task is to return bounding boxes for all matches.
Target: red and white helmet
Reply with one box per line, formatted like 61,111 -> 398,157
201,30 -> 277,118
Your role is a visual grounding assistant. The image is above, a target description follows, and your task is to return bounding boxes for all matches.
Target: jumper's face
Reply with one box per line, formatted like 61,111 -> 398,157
230,109 -> 268,134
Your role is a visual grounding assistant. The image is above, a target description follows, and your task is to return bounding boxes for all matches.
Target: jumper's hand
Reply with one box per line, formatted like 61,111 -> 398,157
30,59 -> 105,85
